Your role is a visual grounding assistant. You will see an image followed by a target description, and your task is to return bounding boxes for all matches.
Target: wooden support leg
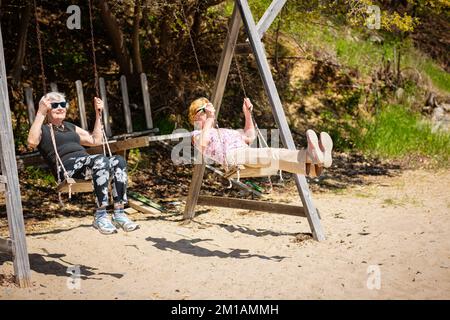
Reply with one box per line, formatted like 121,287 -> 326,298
236,0 -> 325,241
0,24 -> 32,286
255,0 -> 287,38
183,5 -> 243,220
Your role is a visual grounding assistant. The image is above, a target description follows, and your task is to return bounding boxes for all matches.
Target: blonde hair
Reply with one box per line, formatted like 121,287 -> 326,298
188,97 -> 209,125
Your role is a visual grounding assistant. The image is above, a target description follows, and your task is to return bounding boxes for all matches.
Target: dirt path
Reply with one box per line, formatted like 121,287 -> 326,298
1,169 -> 449,299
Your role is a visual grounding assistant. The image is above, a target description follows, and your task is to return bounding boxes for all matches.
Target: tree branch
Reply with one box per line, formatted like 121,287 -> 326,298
131,0 -> 143,74
10,0 -> 32,84
96,0 -> 132,76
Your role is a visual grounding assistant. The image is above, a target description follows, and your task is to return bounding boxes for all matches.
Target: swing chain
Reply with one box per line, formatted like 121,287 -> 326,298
33,0 -> 47,93
87,0 -> 100,98
180,4 -> 210,92
87,0 -> 112,157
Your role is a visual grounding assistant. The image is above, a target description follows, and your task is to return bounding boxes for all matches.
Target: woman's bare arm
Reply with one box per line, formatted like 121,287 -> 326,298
197,117 -> 215,153
75,126 -> 102,147
241,98 -> 256,145
27,97 -> 51,149
76,97 -> 104,147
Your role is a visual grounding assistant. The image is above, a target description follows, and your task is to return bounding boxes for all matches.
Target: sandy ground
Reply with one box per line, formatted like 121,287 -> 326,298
0,169 -> 449,299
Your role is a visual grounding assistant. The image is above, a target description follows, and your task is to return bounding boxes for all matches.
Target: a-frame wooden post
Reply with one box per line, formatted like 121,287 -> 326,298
255,0 -> 287,38
236,0 -> 324,240
183,4 -> 243,219
0,24 -> 32,286
183,0 -> 325,241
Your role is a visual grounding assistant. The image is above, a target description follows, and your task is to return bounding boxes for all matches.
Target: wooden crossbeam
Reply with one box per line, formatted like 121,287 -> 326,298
87,136 -> 150,154
16,131 -> 194,169
197,195 -> 305,217
148,131 -> 192,142
255,0 -> 287,38
111,128 -> 159,140
17,136 -> 151,169
235,0 -> 286,55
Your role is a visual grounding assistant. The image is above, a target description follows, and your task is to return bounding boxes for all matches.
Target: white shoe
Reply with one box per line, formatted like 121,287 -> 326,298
319,132 -> 333,168
306,129 -> 324,164
93,214 -> 118,235
112,213 -> 140,232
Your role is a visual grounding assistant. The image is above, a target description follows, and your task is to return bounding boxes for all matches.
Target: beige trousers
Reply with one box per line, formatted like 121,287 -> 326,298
225,147 -> 309,175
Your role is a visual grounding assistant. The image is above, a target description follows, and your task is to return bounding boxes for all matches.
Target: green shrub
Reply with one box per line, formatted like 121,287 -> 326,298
25,166 -> 55,187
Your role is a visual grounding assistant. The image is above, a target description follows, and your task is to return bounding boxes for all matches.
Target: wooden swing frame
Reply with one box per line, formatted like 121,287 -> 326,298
0,24 -> 31,287
183,0 -> 325,241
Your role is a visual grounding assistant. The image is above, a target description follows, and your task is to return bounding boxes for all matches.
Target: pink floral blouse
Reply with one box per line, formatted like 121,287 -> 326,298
193,128 -> 248,164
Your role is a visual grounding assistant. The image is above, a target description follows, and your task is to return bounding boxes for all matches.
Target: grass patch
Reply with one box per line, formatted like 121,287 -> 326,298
354,192 -> 372,198
383,196 -> 423,207
421,60 -> 450,92
285,16 -> 449,94
335,37 -> 395,76
353,104 -> 450,165
383,198 -> 397,206
331,188 -> 346,195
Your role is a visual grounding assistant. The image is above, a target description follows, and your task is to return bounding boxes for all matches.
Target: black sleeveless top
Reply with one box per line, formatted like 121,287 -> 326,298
37,121 -> 89,176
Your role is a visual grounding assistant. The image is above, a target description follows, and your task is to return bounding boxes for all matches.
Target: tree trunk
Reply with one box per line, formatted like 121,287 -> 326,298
191,7 -> 202,42
10,1 -> 32,84
131,0 -> 143,75
96,0 -> 131,77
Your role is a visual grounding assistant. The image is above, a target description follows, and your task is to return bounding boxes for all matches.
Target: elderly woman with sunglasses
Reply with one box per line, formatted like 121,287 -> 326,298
188,97 -> 333,177
27,92 -> 139,235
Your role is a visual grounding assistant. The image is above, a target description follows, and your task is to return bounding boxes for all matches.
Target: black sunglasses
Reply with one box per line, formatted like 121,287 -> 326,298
51,101 -> 68,109
196,104 -> 207,114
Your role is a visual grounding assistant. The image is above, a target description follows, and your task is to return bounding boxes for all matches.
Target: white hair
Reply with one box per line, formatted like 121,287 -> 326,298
40,92 -> 68,109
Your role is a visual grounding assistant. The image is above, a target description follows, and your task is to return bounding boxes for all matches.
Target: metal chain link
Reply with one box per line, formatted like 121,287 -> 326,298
180,4 -> 211,92
33,0 -> 47,93
88,0 -> 100,98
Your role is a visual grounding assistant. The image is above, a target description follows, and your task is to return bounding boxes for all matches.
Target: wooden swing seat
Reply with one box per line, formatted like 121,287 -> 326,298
223,165 -> 279,180
56,179 -> 93,193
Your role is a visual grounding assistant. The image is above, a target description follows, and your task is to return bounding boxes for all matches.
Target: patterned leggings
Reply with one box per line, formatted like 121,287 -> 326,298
61,154 -> 128,208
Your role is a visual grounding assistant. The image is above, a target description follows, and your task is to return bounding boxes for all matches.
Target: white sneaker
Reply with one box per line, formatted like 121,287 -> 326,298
93,214 -> 117,235
112,213 -> 140,232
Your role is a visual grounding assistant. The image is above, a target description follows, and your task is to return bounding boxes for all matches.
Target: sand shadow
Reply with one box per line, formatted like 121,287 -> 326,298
26,224 -> 92,237
0,252 -> 124,281
145,236 -> 286,261
210,223 -> 298,238
142,209 -> 211,223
